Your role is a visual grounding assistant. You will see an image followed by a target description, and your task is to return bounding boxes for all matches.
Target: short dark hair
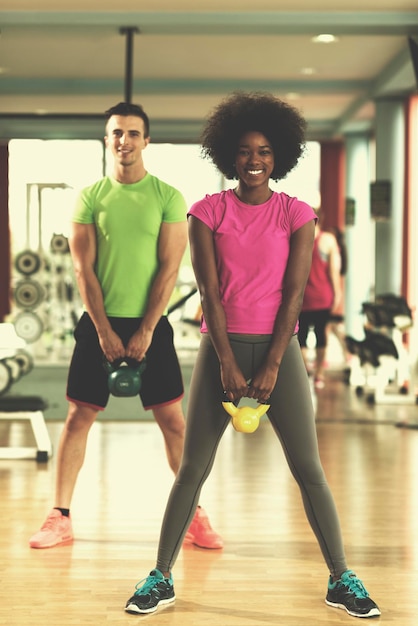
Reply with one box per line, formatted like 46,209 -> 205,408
104,102 -> 150,137
200,91 -> 306,181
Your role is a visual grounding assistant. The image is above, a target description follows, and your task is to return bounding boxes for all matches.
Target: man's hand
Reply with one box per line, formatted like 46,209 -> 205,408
98,329 -> 126,363
125,327 -> 153,362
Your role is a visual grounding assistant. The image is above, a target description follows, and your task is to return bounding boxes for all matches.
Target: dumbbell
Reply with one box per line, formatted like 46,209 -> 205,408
3,357 -> 22,383
222,397 -> 270,433
14,349 -> 34,377
0,360 -> 12,396
103,357 -> 146,397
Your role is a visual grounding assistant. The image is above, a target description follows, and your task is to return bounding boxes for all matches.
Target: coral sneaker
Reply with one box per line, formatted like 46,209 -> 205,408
29,509 -> 73,549
184,506 -> 223,549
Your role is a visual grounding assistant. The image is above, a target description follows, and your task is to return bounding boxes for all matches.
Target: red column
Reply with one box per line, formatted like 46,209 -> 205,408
0,143 -> 11,322
319,141 -> 346,231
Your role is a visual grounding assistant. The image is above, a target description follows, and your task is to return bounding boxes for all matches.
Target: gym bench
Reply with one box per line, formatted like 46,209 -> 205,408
0,395 -> 52,462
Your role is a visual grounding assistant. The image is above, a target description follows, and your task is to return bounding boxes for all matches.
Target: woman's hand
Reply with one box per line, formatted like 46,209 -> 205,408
220,361 -> 249,403
246,363 -> 279,403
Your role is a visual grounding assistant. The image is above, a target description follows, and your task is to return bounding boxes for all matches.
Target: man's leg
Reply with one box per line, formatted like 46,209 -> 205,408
152,401 -> 185,474
55,402 -> 98,507
29,402 -> 98,548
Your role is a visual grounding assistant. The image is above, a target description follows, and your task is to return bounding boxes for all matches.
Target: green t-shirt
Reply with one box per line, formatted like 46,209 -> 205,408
73,174 -> 187,317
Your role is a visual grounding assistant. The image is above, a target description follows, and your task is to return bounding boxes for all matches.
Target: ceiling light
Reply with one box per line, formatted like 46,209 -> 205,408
312,34 -> 338,44
286,92 -> 300,100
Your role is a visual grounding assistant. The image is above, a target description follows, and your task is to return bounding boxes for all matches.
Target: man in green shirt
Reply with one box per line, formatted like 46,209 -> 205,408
29,102 -> 223,551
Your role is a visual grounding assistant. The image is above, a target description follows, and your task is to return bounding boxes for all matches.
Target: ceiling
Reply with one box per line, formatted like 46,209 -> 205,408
0,1 -> 417,143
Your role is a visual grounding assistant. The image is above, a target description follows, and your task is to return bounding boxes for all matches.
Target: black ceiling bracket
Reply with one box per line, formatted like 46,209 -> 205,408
119,27 -> 140,104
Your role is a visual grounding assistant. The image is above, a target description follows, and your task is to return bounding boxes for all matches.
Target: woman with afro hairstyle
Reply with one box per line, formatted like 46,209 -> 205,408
125,92 -> 380,619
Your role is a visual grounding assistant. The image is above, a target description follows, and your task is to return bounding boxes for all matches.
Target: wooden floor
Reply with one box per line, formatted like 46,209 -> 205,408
1,369 -> 418,625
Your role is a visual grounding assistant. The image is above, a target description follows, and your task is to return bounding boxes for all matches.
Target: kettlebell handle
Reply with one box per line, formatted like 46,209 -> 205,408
103,356 -> 146,373
222,400 -> 270,416
221,390 -> 269,407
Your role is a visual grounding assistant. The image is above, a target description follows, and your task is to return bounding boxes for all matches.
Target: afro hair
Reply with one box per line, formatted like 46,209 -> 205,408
200,91 -> 306,181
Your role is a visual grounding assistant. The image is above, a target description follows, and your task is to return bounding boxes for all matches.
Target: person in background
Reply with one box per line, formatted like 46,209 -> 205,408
326,227 -> 351,375
29,102 -> 222,551
297,213 -> 342,388
124,92 -> 380,619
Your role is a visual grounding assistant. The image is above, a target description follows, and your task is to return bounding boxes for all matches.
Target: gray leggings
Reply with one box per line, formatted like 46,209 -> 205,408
157,334 -> 347,577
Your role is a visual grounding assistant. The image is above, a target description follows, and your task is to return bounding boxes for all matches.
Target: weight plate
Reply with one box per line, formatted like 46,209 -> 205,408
14,311 -> 44,344
14,350 -> 34,376
14,249 -> 42,276
14,279 -> 45,309
0,360 -> 12,395
50,233 -> 70,254
56,278 -> 67,302
3,357 -> 21,382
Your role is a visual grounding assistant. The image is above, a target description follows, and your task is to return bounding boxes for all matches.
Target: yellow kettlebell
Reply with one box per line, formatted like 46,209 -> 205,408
222,401 -> 270,433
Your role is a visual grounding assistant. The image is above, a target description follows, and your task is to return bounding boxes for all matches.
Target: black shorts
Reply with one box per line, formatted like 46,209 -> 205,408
66,313 -> 184,410
297,309 -> 331,349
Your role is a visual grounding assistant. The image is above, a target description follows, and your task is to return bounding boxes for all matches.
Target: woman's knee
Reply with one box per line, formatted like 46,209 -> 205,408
291,458 -> 327,486
177,459 -> 208,485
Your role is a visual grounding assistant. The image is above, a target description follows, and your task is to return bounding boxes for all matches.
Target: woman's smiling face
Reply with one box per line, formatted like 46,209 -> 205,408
234,131 -> 275,188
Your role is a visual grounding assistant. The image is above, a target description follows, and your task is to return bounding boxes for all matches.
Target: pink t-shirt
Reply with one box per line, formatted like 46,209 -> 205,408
188,189 -> 316,334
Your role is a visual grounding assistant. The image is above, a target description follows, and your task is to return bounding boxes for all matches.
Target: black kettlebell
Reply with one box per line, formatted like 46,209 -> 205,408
103,357 -> 146,397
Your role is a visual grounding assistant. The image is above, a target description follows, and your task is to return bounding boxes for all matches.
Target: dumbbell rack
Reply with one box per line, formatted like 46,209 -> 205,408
0,323 -> 52,461
0,323 -> 33,395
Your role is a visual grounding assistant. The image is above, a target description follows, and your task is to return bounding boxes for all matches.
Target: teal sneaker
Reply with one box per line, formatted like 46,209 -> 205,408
125,569 -> 175,614
326,570 -> 381,618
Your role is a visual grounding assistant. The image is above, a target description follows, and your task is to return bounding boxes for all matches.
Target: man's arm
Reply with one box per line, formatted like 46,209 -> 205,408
125,220 -> 188,361
69,222 -> 125,361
